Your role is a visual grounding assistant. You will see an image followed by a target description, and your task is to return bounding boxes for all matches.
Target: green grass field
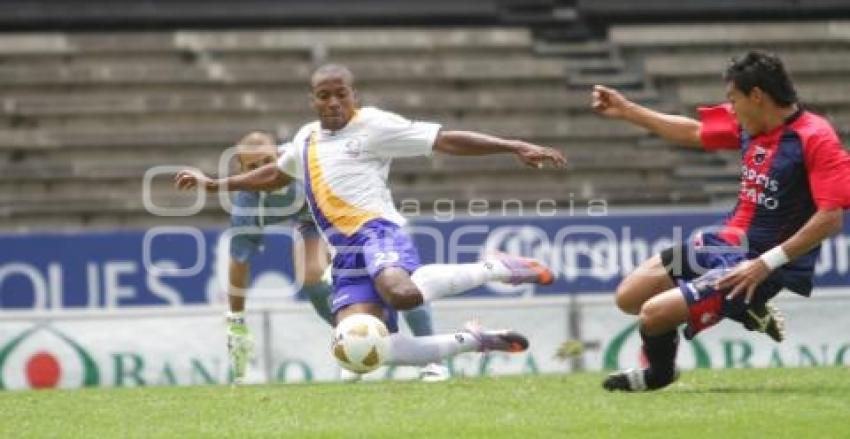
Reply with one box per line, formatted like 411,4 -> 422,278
2,368 -> 849,438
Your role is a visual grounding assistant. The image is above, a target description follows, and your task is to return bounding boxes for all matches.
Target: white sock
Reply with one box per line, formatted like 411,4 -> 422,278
411,261 -> 510,302
384,333 -> 480,366
226,311 -> 245,324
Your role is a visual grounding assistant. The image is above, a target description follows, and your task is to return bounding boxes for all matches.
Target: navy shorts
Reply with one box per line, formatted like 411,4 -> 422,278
230,218 -> 320,263
660,233 -> 784,336
229,188 -> 317,263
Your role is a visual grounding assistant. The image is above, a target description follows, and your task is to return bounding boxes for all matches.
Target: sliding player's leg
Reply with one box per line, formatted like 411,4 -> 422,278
603,286 -> 686,392
614,254 -> 677,315
604,264 -> 785,392
603,244 -> 715,393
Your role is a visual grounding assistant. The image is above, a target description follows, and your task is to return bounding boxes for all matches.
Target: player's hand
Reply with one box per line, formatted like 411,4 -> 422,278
174,168 -> 217,191
716,259 -> 772,304
513,141 -> 567,169
591,85 -> 632,119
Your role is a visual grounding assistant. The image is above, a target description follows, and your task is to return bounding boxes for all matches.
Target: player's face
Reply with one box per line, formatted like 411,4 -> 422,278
726,82 -> 762,136
238,145 -> 277,172
311,75 -> 357,131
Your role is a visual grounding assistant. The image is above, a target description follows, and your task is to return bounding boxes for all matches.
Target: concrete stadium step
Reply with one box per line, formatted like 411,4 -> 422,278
673,164 -> 740,180
533,40 -> 615,58
0,52 -> 204,69
567,71 -> 645,89
0,114 -> 648,149
703,184 -> 741,202
676,79 -> 850,108
0,28 -> 533,56
0,122 -> 288,149
4,144 -> 226,167
643,51 -> 850,79
0,178 -> 177,202
0,66 -> 569,87
610,21 -> 850,47
174,28 -> 534,53
392,149 -> 678,174
3,85 -> 646,117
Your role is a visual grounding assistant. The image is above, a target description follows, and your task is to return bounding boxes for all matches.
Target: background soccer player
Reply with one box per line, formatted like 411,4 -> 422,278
592,51 -> 850,391
225,131 -> 445,383
176,64 -> 566,371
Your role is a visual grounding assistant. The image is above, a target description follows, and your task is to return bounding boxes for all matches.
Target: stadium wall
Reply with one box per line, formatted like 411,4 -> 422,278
1,211 -> 849,390
2,292 -> 849,390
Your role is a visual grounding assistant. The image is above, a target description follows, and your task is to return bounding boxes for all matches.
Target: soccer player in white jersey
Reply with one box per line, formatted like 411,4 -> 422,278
226,132 -> 446,383
176,64 -> 567,372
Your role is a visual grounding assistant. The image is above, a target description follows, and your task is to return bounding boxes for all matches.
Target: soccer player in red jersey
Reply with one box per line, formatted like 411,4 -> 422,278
592,51 -> 850,391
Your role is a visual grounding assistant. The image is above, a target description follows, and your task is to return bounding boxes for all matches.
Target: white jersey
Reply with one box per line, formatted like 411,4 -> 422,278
277,107 -> 441,236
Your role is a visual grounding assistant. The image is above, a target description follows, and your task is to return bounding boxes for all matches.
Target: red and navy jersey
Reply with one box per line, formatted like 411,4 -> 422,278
698,104 -> 850,293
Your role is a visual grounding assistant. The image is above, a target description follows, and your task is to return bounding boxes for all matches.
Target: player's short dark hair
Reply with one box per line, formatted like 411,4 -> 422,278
311,63 -> 355,88
723,51 -> 798,106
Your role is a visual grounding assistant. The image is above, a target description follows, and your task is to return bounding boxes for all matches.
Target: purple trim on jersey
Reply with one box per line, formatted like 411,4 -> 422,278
300,132 -> 333,233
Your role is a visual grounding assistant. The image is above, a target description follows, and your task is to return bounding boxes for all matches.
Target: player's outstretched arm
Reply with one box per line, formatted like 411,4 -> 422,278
433,130 -> 567,169
592,85 -> 703,148
718,208 -> 844,303
174,162 -> 292,192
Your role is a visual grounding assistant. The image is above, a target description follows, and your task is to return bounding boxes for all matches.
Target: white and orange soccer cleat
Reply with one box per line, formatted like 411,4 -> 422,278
491,253 -> 554,286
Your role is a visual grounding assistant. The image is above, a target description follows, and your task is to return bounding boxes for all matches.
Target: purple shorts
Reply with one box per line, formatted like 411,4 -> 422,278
329,219 -> 421,333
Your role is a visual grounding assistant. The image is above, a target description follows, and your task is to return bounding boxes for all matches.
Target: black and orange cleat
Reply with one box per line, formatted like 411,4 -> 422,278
464,319 -> 530,353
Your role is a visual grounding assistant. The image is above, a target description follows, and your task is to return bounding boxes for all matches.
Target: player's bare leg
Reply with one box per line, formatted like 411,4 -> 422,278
604,288 -> 687,392
614,255 -> 676,315
370,270 -> 449,381
373,255 -> 554,311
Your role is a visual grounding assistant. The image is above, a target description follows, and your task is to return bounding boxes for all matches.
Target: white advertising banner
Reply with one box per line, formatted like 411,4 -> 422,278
0,313 -> 235,390
581,289 -> 850,372
266,299 -> 573,383
2,289 -> 848,391
0,300 -> 574,390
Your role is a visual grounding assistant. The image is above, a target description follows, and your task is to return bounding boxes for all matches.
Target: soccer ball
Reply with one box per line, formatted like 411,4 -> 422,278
332,313 -> 391,373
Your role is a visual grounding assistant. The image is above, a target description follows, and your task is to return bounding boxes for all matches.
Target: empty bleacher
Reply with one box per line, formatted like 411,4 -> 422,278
0,27 -> 671,229
1,22 -> 849,230
609,21 -> 850,199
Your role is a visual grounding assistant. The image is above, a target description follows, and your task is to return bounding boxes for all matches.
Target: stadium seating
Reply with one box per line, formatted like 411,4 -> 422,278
1,23 -> 849,229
